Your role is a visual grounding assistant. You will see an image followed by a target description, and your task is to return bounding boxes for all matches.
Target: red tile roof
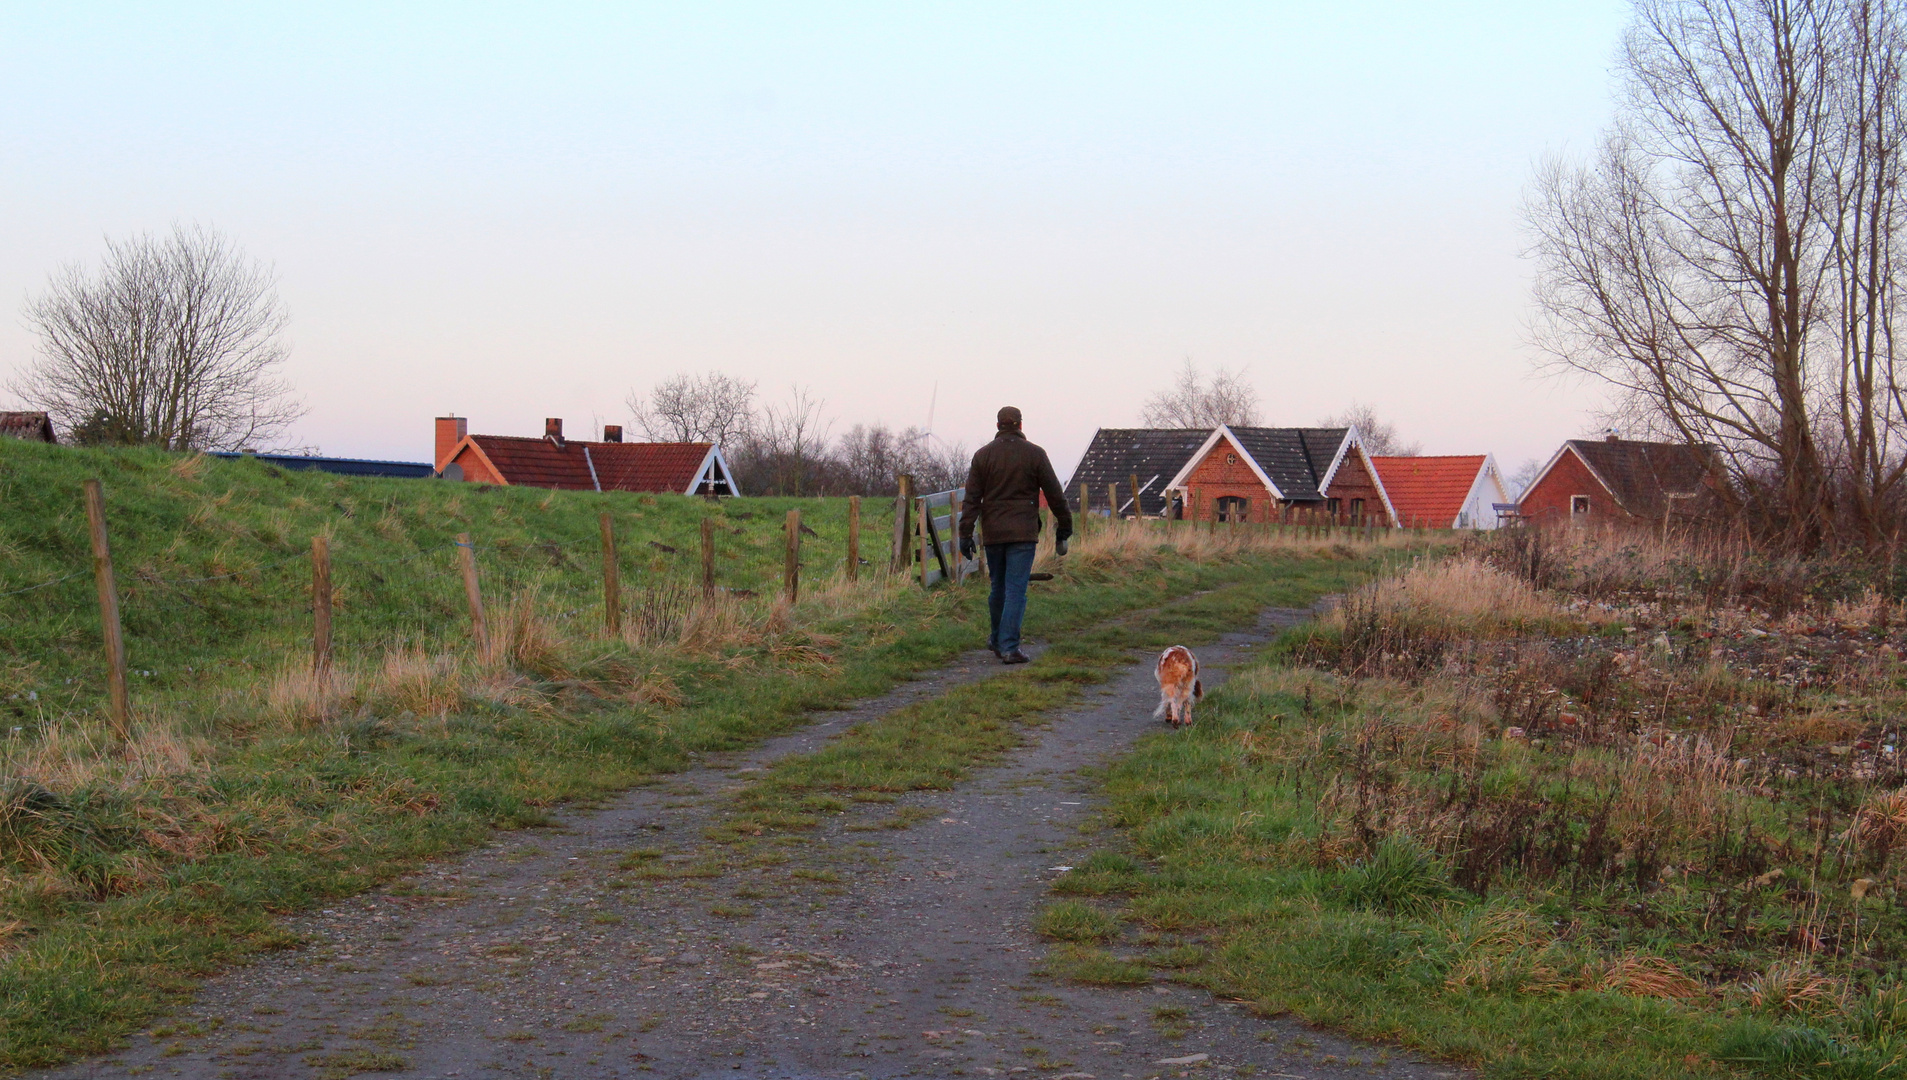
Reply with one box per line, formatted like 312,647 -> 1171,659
1369,455 -> 1487,528
467,435 -> 714,493
0,411 -> 56,443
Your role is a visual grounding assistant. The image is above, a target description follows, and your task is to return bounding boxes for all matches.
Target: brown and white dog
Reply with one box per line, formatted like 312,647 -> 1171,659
1154,645 -> 1203,728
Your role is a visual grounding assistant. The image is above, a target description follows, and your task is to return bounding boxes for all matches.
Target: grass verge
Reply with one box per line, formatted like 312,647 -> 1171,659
1069,537 -> 1907,1080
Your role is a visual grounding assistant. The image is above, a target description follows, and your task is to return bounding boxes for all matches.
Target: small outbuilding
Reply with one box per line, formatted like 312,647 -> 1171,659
1370,454 -> 1510,530
434,416 -> 739,495
0,412 -> 57,443
1516,434 -> 1722,527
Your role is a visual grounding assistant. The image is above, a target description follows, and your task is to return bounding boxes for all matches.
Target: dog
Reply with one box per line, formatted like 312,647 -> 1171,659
1154,645 -> 1203,728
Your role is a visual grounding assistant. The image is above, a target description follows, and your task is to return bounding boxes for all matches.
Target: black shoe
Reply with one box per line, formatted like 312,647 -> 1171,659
1001,649 -> 1030,664
989,646 -> 1002,658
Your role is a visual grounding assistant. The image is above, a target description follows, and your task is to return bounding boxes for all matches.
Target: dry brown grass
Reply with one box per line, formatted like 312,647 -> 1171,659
1329,556 -> 1573,638
1747,958 -> 1843,1014
1596,954 -> 1705,999
1050,515 -> 1424,576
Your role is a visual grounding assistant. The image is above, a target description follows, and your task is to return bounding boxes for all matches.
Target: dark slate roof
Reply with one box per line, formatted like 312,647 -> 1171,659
0,412 -> 56,443
1064,428 -> 1210,515
468,435 -> 720,493
210,452 -> 435,478
1566,438 -> 1722,518
1226,427 -> 1349,501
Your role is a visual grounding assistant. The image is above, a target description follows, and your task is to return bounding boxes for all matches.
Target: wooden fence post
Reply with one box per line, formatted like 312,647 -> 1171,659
948,498 -> 962,584
1107,483 -> 1118,520
919,497 -> 930,588
312,534 -> 333,678
599,513 -> 621,636
847,495 -> 861,583
82,479 -> 130,737
1129,473 -> 1142,515
784,509 -> 801,604
456,532 -> 489,657
701,517 -> 716,597
1078,482 -> 1090,519
892,473 -> 914,572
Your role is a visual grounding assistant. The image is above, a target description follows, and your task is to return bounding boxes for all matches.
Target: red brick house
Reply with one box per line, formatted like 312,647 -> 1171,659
1370,454 -> 1510,529
434,416 -> 739,495
1161,425 -> 1397,525
1516,434 -> 1721,527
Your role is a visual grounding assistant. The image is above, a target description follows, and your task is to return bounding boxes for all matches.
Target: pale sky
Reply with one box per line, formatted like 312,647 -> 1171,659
1,2 -> 1630,478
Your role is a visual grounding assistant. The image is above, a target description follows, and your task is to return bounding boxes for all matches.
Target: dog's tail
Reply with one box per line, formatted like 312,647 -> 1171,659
1153,699 -> 1169,719
1193,679 -> 1203,701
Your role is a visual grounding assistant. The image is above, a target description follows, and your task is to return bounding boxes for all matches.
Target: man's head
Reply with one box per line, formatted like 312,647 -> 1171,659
997,406 -> 1022,431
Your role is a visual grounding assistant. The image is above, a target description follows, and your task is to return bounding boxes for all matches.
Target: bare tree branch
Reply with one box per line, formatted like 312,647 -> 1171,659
1139,360 -> 1260,428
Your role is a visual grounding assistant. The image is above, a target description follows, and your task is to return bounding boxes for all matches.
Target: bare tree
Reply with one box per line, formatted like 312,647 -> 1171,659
1527,0 -> 1852,540
1827,0 -> 1907,541
731,386 -> 834,495
11,224 -> 303,450
1507,457 -> 1545,499
1320,402 -> 1422,455
1139,360 -> 1260,428
831,423 -> 968,495
628,372 -> 757,445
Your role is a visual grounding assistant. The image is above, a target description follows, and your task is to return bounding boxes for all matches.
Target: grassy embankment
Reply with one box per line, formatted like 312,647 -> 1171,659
0,437 -> 1410,1067
1053,530 -> 1907,1079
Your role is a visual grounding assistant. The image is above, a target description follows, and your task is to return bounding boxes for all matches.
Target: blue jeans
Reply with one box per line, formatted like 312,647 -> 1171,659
985,541 -> 1039,654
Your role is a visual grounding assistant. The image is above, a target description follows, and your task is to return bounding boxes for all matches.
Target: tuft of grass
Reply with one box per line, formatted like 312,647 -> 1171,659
304,1049 -> 408,1078
1045,946 -> 1151,987
1034,901 -> 1121,943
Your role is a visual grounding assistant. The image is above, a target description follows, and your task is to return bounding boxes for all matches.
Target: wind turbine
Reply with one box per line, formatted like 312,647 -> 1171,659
904,382 -> 957,453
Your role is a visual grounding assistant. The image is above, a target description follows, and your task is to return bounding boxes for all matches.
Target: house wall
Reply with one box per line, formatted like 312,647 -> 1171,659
1321,451 -> 1391,526
1179,440 -> 1275,522
1521,450 -> 1621,526
447,445 -> 506,485
1458,468 -> 1510,530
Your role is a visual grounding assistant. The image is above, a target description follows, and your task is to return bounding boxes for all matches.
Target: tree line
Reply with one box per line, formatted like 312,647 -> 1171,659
628,373 -> 969,496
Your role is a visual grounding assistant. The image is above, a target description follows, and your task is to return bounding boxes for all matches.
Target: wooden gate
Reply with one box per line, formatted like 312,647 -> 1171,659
914,487 -> 980,587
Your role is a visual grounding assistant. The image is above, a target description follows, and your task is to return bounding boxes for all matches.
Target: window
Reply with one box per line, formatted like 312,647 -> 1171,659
1350,498 -> 1365,523
1571,495 -> 1591,516
1216,496 -> 1250,522
1327,497 -> 1342,516
1225,451 -> 1238,465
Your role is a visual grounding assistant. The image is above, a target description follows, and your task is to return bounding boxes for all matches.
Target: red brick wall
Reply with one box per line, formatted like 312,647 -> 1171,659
1181,440 -> 1273,522
448,445 -> 505,485
1322,451 -> 1390,526
1522,449 -> 1621,526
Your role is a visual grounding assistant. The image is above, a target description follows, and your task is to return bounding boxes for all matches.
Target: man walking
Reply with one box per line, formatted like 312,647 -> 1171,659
958,406 -> 1073,664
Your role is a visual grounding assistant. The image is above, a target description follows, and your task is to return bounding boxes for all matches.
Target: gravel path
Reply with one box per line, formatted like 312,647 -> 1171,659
45,608 -> 1467,1080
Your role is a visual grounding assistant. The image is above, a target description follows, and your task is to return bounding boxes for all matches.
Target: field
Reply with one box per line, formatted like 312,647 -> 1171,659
1059,529 -> 1907,1079
0,437 -> 1411,1067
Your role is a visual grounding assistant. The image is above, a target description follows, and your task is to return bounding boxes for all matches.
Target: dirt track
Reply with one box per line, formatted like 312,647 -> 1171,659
43,608 -> 1467,1080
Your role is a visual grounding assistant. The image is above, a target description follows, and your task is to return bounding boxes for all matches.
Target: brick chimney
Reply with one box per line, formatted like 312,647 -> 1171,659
435,415 -> 467,469
602,425 -> 623,443
545,417 -> 565,447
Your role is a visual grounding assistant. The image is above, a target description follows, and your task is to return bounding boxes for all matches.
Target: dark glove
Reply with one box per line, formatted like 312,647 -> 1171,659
1054,526 -> 1071,557
959,536 -> 976,560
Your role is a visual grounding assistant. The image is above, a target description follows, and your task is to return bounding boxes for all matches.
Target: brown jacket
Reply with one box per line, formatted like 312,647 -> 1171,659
959,430 -> 1073,545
